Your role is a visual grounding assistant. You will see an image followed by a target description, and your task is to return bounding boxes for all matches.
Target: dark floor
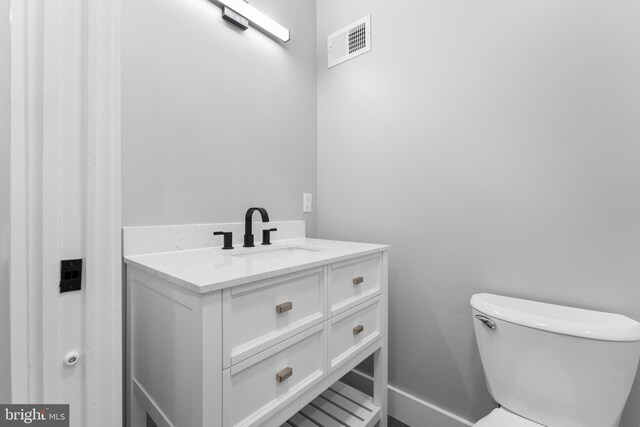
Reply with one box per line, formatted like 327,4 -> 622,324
389,416 -> 410,427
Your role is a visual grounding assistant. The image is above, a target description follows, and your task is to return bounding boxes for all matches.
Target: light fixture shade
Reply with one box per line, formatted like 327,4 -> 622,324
220,0 -> 290,42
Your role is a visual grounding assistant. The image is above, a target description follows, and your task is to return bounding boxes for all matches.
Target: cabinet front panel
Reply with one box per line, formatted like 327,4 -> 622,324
224,325 -> 326,427
130,274 -> 201,427
225,269 -> 325,366
329,255 -> 381,315
328,298 -> 381,372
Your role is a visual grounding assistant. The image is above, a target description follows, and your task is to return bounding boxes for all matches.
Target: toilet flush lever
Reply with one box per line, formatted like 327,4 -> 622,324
475,315 -> 497,330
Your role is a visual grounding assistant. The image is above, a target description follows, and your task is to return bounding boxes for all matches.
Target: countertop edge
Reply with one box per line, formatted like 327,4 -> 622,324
124,240 -> 389,294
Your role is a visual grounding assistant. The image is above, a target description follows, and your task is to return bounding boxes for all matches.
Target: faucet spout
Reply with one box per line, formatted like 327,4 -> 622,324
244,207 -> 270,247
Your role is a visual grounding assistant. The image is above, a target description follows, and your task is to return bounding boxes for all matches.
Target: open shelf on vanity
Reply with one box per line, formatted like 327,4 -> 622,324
282,381 -> 382,427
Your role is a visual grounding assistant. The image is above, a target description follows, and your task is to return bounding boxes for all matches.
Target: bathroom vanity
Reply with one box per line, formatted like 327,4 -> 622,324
124,221 -> 389,427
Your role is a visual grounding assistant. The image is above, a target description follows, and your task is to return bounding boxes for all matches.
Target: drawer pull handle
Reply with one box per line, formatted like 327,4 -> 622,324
353,276 -> 364,285
276,301 -> 293,313
353,325 -> 364,335
276,367 -> 293,383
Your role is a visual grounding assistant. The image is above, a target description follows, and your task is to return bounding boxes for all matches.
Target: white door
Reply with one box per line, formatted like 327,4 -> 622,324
8,0 -> 122,426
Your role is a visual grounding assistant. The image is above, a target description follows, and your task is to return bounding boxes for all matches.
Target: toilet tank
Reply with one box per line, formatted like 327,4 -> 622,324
471,293 -> 640,427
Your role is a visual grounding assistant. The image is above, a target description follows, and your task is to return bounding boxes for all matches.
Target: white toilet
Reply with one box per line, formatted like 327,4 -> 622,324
471,293 -> 640,427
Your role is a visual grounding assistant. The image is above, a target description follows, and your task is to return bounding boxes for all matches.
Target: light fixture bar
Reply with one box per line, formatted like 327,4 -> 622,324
222,6 -> 249,30
219,0 -> 290,42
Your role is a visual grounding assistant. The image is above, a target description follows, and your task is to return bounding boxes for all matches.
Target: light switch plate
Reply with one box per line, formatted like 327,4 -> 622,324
303,193 -> 312,213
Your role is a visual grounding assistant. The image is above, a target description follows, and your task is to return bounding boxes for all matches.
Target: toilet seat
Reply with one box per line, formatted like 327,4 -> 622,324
474,408 -> 545,427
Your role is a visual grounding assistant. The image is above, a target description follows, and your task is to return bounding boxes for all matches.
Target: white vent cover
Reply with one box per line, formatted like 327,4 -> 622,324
327,15 -> 371,69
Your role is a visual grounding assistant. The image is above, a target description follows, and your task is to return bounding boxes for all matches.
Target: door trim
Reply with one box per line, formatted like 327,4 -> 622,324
9,0 -> 31,403
85,0 -> 123,424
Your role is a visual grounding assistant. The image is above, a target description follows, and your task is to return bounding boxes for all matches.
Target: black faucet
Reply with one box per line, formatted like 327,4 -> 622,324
243,207 -> 270,248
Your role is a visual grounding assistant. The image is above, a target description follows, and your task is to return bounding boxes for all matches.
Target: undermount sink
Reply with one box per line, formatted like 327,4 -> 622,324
231,245 -> 325,262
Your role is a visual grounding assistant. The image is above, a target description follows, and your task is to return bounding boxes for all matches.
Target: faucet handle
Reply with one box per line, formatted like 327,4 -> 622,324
261,228 -> 278,246
213,231 -> 234,250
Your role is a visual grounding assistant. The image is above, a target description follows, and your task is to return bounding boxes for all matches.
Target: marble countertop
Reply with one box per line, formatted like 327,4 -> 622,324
124,238 -> 389,293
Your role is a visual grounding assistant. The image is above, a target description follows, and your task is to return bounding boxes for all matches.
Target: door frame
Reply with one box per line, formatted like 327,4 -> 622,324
9,0 -> 122,425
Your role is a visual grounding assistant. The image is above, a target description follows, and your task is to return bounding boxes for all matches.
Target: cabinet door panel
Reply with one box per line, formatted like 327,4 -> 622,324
223,324 -> 326,427
328,298 -> 381,372
224,268 -> 325,366
329,255 -> 381,316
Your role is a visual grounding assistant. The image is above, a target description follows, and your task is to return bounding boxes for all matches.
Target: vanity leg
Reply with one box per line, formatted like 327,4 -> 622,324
127,274 -> 147,427
373,347 -> 388,427
374,252 -> 389,427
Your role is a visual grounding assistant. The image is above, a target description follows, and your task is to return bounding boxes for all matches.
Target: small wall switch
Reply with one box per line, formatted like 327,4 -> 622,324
303,193 -> 312,213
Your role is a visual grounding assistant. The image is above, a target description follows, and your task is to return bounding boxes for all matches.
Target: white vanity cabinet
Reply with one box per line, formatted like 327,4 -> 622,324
125,237 -> 388,427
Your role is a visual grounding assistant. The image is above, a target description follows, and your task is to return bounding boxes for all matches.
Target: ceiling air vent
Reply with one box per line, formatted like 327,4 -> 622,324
327,15 -> 371,69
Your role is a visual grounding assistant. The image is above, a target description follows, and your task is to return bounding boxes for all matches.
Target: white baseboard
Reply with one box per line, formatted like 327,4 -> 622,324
388,384 -> 474,427
343,370 -> 474,427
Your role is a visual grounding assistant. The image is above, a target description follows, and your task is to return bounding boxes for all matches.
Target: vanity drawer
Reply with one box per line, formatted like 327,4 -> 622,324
223,267 -> 326,367
223,324 -> 326,427
328,297 -> 382,372
329,254 -> 381,315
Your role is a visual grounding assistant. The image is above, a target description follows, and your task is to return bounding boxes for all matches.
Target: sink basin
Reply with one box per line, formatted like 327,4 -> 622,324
231,245 -> 325,262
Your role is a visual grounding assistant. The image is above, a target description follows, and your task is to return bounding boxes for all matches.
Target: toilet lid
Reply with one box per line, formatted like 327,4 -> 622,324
474,408 -> 545,427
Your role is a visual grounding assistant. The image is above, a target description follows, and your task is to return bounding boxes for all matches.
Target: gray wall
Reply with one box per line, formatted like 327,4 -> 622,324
123,0 -> 317,234
0,0 -> 11,403
317,0 -> 640,425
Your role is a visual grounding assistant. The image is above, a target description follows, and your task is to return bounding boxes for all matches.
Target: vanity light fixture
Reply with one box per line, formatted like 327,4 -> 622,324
219,0 -> 290,43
